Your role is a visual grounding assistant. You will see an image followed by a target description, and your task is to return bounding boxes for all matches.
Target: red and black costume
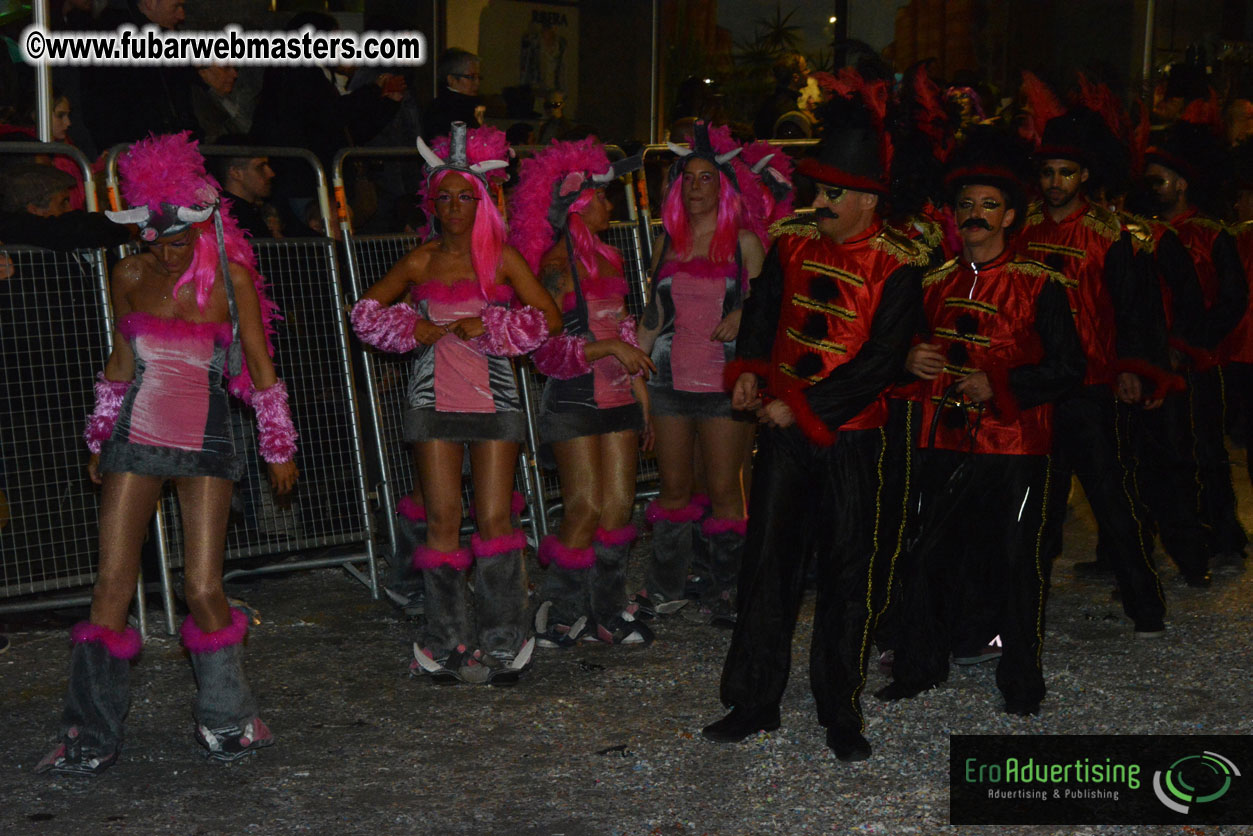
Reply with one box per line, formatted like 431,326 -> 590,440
717,215 -> 924,744
1016,199 -> 1168,627
1169,211 -> 1249,561
1221,221 -> 1253,502
885,252 -> 1083,711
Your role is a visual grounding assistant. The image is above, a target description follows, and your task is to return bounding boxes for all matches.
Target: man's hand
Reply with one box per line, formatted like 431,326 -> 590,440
1115,371 -> 1142,404
757,399 -> 795,428
955,370 -> 992,403
906,343 -> 945,379
731,372 -> 760,411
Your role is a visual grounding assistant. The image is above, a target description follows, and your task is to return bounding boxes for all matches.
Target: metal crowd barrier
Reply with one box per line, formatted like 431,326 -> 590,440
103,144 -> 380,635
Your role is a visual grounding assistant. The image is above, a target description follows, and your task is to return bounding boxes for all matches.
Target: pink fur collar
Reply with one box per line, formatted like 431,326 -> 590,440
412,278 -> 514,304
119,312 -> 232,345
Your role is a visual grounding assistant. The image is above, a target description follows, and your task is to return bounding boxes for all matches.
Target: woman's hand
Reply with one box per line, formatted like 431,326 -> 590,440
268,460 -> 298,495
449,316 -> 485,340
414,318 -> 447,345
731,373 -> 761,411
87,453 -> 102,485
608,340 -> 656,378
639,408 -> 655,453
757,399 -> 795,428
905,343 -> 945,380
711,309 -> 742,342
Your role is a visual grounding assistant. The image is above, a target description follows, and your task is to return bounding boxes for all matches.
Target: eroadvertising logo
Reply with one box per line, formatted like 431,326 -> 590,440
949,735 -> 1251,825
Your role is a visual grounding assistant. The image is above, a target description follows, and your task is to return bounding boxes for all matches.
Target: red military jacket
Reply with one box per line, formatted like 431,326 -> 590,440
908,251 -> 1083,456
1017,199 -> 1130,388
1171,209 -> 1248,369
1221,221 -> 1253,364
729,215 -> 927,445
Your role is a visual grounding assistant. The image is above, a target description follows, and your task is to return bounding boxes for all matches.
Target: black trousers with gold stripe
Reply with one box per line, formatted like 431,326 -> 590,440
891,451 -> 1052,709
720,425 -> 884,735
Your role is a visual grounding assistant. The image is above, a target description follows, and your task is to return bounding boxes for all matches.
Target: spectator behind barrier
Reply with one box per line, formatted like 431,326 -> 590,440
207,138 -> 281,239
79,0 -> 197,151
0,163 -> 131,249
250,11 -> 404,237
753,53 -> 809,139
422,48 -> 484,141
193,65 -> 250,143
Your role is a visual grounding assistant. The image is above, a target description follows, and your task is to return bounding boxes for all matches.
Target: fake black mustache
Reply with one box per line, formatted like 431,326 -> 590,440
960,218 -> 992,231
815,208 -> 838,220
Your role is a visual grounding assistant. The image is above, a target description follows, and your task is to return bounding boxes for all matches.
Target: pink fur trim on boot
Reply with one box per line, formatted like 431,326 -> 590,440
251,379 -> 298,463
350,297 -> 419,354
645,500 -> 704,525
532,333 -> 592,379
595,525 -> 638,547
538,535 -> 596,569
84,374 -> 130,454
70,621 -> 143,660
478,305 -> 548,356
397,496 -> 427,522
471,529 -> 528,558
180,608 -> 249,655
701,517 -> 748,536
413,545 -> 473,572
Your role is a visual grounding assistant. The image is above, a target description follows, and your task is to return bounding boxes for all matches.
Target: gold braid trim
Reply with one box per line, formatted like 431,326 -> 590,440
1082,204 -> 1122,241
785,327 -> 848,353
943,297 -> 999,315
870,226 -> 930,266
768,213 -> 820,241
922,258 -> 959,287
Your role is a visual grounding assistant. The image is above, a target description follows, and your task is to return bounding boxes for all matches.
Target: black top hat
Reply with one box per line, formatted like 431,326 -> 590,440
797,94 -> 888,194
945,125 -> 1030,219
1144,119 -> 1225,185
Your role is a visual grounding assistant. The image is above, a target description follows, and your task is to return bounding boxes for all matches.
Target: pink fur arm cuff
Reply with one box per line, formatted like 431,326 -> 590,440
84,373 -> 131,454
532,333 -> 592,379
478,305 -> 548,356
350,297 -> 419,354
252,379 -> 298,463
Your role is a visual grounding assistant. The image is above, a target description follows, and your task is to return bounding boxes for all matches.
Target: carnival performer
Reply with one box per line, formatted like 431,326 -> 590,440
635,122 -> 770,624
508,139 -> 657,646
702,95 -> 926,761
36,132 -> 298,774
876,131 -> 1084,717
350,123 -> 561,685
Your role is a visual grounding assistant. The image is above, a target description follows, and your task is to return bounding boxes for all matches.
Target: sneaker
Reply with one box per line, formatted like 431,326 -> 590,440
195,716 -> 275,763
582,605 -> 654,646
1133,620 -> 1166,639
953,642 -> 1002,666
482,637 -> 536,687
410,643 -> 490,685
533,601 -> 586,648
383,586 -> 425,617
630,590 -> 688,620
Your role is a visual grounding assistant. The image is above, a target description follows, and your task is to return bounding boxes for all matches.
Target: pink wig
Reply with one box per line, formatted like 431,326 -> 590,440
661,163 -> 745,263
738,140 -> 795,244
426,169 -> 506,299
507,137 -> 623,280
416,124 -> 511,239
117,132 -> 279,398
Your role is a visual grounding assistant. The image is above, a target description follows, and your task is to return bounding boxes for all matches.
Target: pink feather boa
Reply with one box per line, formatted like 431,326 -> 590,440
618,314 -> 640,348
532,333 -> 591,379
397,496 -> 427,522
84,373 -> 131,454
477,305 -> 548,356
350,298 -> 419,354
471,529 -> 527,558
252,379 -> 298,464
412,544 -> 473,572
538,535 -> 596,570
180,607 -> 249,655
70,621 -> 143,660
701,517 -> 748,537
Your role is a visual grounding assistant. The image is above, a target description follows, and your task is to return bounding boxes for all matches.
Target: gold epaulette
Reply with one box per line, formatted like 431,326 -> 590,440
1022,202 -> 1045,227
1233,219 -> 1253,237
922,257 -> 959,287
912,216 -> 944,250
768,213 -> 820,242
1011,256 -> 1073,287
1081,203 -> 1122,241
1117,212 -> 1157,254
1183,215 -> 1228,233
870,225 -> 931,266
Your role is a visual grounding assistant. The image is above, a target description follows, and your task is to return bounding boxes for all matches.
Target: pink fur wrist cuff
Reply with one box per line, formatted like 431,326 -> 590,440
350,298 -> 419,354
84,373 -> 131,454
252,379 -> 298,463
532,333 -> 592,379
478,305 -> 548,356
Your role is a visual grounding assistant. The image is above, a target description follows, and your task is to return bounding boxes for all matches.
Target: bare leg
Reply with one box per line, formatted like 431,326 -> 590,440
653,413 -> 697,509
175,476 -> 235,633
91,472 -> 165,633
697,416 -> 752,520
599,430 -> 640,530
468,440 -> 520,539
413,439 -> 467,551
552,435 -> 604,548
407,446 -> 426,506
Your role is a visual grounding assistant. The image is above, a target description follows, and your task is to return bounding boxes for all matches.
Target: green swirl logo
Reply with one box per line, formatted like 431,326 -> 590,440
1153,751 -> 1241,814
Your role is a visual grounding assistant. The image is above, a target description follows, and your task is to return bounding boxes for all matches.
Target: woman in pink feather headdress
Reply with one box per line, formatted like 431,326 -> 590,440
350,122 -> 560,685
37,132 -> 297,776
634,121 -> 772,627
508,137 -> 656,646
